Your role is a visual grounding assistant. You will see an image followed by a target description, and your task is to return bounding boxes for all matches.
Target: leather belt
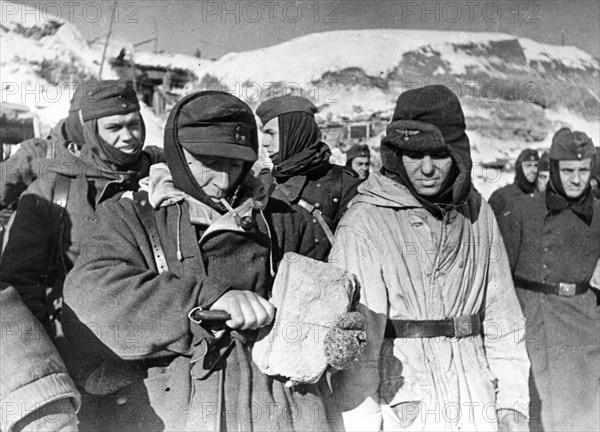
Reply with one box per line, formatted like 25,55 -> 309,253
385,314 -> 481,339
513,276 -> 588,297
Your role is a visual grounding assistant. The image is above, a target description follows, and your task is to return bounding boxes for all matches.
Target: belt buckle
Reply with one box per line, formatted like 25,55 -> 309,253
453,315 -> 473,338
559,282 -> 576,297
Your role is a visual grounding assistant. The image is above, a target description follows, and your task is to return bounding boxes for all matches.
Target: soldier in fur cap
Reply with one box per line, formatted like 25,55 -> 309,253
330,85 -> 530,431
498,127 -> 599,431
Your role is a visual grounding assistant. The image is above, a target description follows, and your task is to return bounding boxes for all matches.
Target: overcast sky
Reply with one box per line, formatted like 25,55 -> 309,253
18,0 -> 600,59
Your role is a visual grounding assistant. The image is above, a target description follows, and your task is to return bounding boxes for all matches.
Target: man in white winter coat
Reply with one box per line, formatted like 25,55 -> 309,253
330,85 -> 530,432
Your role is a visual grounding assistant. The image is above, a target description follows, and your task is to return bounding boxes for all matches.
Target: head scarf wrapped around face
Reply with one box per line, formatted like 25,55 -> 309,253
78,80 -> 146,177
256,96 -> 331,178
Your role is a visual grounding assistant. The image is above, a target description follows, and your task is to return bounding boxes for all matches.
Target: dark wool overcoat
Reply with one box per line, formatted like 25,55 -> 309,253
61,183 -> 334,432
498,191 -> 600,431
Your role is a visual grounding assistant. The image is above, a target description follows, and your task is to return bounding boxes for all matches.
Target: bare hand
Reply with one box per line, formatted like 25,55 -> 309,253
209,291 -> 275,330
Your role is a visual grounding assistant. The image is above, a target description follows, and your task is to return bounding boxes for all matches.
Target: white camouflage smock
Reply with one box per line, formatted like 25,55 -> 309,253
330,174 -> 530,431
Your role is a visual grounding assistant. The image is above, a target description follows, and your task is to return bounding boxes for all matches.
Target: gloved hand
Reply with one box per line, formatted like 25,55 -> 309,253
324,311 -> 366,370
497,409 -> 529,432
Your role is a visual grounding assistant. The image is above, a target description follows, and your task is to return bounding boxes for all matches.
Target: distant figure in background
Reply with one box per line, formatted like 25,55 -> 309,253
591,146 -> 600,198
498,128 -> 599,432
488,148 -> 539,217
345,144 -> 371,180
257,96 -> 361,261
536,151 -> 550,192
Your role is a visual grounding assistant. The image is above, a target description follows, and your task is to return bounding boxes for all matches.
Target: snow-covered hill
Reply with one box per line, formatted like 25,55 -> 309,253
200,29 -> 598,91
198,29 -> 600,183
2,3 -> 598,197
0,6 -> 99,87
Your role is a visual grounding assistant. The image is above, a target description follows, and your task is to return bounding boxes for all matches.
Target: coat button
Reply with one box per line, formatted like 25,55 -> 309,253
333,197 -> 339,203
312,218 -> 318,224
316,183 -> 322,188
314,203 -> 321,209
542,264 -> 548,269
116,397 -> 127,405
315,239 -> 320,244
543,247 -> 548,252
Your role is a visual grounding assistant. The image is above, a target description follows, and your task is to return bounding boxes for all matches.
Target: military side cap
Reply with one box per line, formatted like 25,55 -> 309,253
170,91 -> 258,162
549,128 -> 595,161
69,81 -> 89,113
346,144 -> 371,161
81,80 -> 140,121
256,95 -> 318,125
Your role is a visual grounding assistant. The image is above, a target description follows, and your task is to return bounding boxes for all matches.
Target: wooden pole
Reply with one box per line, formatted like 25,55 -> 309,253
99,1 -> 118,78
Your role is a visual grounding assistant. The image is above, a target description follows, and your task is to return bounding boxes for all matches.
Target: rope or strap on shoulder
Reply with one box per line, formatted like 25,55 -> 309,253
46,174 -> 71,331
51,174 -> 71,273
297,198 -> 336,244
132,192 -> 169,273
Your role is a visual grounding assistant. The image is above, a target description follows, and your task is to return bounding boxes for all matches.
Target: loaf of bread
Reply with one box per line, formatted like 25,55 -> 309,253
252,252 -> 358,386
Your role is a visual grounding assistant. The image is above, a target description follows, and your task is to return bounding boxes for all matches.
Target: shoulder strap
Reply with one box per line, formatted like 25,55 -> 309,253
46,137 -> 57,159
132,192 -> 169,273
52,174 -> 71,270
52,174 -> 70,211
46,174 -> 71,331
330,164 -> 346,217
297,199 -> 336,244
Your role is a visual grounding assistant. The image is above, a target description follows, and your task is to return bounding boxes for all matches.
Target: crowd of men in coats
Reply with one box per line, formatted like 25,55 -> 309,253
0,80 -> 598,432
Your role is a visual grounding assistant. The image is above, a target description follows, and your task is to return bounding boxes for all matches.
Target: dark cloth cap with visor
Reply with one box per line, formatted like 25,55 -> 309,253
173,91 -> 258,162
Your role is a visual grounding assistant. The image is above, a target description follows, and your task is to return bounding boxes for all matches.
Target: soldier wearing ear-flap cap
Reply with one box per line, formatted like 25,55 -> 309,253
331,85 -> 529,431
498,127 -> 600,432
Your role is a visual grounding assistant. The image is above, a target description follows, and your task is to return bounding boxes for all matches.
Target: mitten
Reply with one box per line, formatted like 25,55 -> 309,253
324,311 -> 366,370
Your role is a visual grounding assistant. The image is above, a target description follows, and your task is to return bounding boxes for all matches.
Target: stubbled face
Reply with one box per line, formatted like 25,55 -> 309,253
183,148 -> 245,203
402,150 -> 454,196
260,117 -> 280,157
537,171 -> 550,191
351,156 -> 371,180
559,158 -> 592,198
521,160 -> 539,183
97,112 -> 142,154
